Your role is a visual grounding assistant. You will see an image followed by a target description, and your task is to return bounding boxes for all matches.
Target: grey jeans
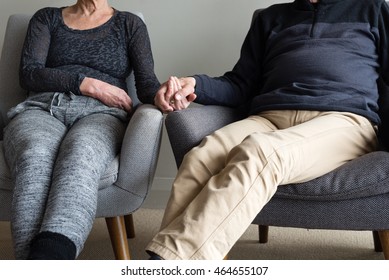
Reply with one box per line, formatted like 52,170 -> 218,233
3,92 -> 127,259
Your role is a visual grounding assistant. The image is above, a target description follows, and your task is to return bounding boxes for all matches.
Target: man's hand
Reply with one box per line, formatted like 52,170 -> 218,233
154,76 -> 197,113
80,77 -> 133,112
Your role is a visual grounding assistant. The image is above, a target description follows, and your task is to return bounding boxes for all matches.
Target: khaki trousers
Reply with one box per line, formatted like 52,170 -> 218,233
147,110 -> 378,260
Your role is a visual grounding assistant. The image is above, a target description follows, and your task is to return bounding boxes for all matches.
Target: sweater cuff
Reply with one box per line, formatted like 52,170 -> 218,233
75,73 -> 86,95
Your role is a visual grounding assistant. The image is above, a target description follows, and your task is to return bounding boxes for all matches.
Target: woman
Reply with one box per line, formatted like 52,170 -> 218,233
3,0 -> 160,259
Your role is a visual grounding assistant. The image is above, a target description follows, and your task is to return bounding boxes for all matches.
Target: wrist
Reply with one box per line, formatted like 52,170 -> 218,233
80,77 -> 99,98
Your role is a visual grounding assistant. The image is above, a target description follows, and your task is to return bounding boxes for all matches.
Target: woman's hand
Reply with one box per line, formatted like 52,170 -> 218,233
154,76 -> 197,113
80,77 -> 133,112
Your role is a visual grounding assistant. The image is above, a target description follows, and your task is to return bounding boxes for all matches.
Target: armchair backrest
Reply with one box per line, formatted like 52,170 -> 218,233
0,15 -> 30,137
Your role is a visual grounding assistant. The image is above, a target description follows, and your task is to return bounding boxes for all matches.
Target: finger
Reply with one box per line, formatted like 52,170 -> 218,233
124,96 -> 133,112
172,76 -> 182,90
174,98 -> 191,111
187,93 -> 197,102
167,77 -> 181,111
155,82 -> 174,112
154,81 -> 174,114
124,103 -> 132,113
166,77 -> 179,101
173,92 -> 196,111
173,92 -> 193,110
155,84 -> 167,105
168,76 -> 184,109
173,78 -> 195,103
174,86 -> 193,102
159,79 -> 176,111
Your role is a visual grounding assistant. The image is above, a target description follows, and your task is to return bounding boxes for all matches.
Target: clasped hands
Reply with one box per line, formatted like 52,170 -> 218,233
80,76 -> 197,114
154,76 -> 197,114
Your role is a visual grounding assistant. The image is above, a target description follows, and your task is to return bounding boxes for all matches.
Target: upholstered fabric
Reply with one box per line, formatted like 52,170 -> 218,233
254,193 -> 389,230
278,151 -> 389,201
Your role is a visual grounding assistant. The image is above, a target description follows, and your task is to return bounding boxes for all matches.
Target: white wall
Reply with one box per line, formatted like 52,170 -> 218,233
0,0 -> 289,206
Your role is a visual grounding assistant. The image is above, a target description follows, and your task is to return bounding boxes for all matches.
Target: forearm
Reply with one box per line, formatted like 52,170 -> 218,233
19,67 -> 84,94
80,77 -> 133,112
193,74 -> 246,107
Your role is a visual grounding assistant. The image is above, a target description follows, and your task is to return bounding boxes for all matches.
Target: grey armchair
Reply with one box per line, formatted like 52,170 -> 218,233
164,9 -> 389,260
0,14 -> 163,260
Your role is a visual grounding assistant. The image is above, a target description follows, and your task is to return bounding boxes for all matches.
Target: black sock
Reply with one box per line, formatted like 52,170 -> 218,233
27,231 -> 77,260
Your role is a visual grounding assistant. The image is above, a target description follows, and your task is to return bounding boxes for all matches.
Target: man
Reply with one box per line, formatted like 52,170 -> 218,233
148,0 -> 388,260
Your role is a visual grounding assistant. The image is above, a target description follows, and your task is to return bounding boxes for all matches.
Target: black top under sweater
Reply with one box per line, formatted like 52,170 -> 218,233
19,7 -> 160,104
193,0 -> 389,125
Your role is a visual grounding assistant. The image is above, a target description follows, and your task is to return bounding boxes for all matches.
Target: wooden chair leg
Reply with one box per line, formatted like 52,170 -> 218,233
378,230 -> 389,260
106,216 -> 131,260
258,225 -> 269,244
373,231 -> 383,252
124,214 -> 136,239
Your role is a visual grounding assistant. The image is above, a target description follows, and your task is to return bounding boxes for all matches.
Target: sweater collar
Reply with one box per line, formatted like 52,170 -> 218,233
293,0 -> 344,10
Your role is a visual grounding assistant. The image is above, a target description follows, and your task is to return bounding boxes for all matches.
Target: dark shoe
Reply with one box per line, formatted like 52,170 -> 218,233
28,231 -> 76,260
147,250 -> 163,260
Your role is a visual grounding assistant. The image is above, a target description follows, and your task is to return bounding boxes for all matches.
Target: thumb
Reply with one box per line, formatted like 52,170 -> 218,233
187,93 -> 197,102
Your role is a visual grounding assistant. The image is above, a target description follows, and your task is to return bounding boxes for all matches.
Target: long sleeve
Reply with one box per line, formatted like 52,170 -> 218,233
19,8 -> 85,95
126,18 -> 160,104
19,8 -> 160,103
378,1 -> 389,85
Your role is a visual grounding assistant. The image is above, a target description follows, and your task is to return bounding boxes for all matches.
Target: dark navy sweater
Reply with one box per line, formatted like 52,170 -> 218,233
193,0 -> 389,125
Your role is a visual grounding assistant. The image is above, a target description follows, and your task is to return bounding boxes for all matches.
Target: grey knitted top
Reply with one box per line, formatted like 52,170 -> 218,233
19,7 -> 160,104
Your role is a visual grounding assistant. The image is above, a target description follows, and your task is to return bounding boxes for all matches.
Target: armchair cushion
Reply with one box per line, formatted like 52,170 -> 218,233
278,151 -> 389,201
0,145 -> 11,192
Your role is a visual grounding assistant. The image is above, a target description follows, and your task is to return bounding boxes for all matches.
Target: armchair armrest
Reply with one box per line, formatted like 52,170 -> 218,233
0,113 -> 4,140
115,104 -> 163,199
165,105 -> 244,167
